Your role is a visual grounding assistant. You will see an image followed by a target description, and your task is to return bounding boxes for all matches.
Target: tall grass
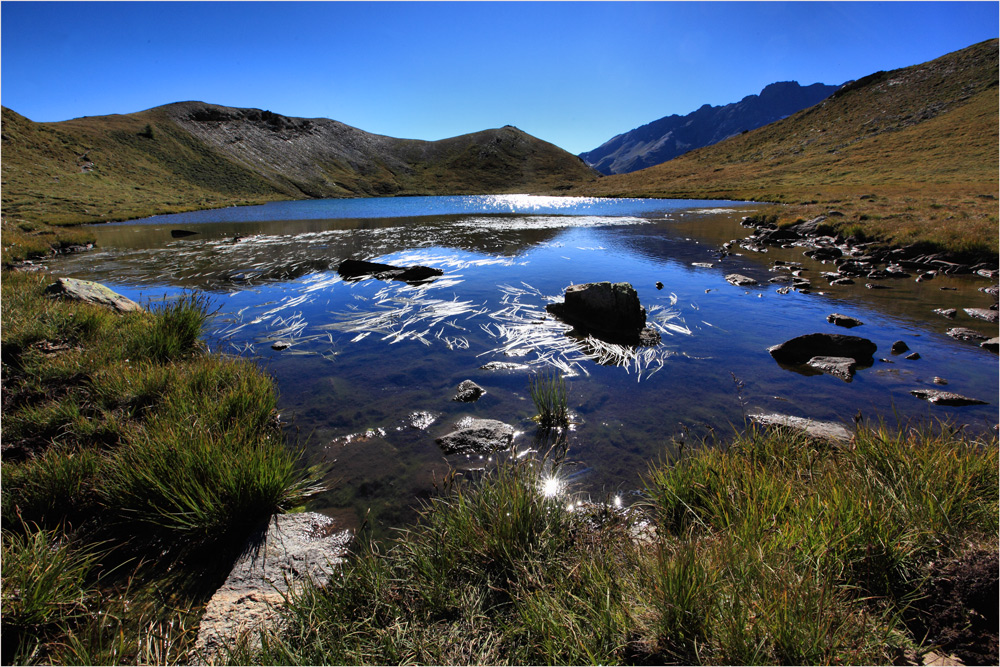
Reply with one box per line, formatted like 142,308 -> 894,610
528,371 -> 568,427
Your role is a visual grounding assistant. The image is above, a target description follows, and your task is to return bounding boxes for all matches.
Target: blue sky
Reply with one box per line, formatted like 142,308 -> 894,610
2,2 -> 997,154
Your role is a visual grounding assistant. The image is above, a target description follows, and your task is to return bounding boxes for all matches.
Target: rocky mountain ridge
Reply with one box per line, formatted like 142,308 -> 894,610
580,80 -> 841,175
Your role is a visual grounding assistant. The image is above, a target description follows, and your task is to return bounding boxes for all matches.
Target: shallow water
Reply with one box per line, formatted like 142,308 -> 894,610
50,195 -> 999,535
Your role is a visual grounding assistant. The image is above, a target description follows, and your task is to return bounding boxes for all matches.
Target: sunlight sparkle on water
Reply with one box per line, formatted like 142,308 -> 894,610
540,475 -> 563,498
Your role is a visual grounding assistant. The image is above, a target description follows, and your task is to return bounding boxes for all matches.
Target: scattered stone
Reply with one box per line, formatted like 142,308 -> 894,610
452,380 -> 486,402
725,273 -> 758,287
910,390 -> 987,407
44,277 -> 143,313
964,308 -> 999,324
979,284 -> 999,298
905,352 -> 921,360
776,286 -> 792,295
933,377 -> 948,385
271,341 -> 291,351
768,333 -> 877,366
337,258 -> 443,283
891,340 -> 910,354
981,338 -> 999,353
933,308 -> 958,319
807,355 -> 857,381
655,281 -> 664,289
436,418 -> 515,455
479,361 -> 529,371
545,281 -> 658,345
830,277 -> 855,286
946,328 -> 990,342
749,412 -> 852,442
827,313 -> 863,328
194,513 -> 351,662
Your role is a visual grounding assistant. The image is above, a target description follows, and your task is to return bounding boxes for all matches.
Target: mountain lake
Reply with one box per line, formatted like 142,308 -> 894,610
49,195 -> 999,536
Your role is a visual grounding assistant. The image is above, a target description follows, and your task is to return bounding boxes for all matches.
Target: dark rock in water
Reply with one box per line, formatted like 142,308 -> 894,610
725,273 -> 758,287
194,512 -> 351,661
947,328 -> 990,342
768,333 -> 877,366
750,412 -> 851,442
546,281 -> 655,345
436,418 -> 515,455
964,308 -> 999,324
891,340 -> 910,354
271,341 -> 291,351
981,337 -> 999,353
933,308 -> 957,319
453,380 -> 486,402
910,389 -> 987,407
807,355 -> 857,381
905,352 -> 921,360
655,281 -> 664,290
638,327 -> 662,346
44,277 -> 143,313
827,313 -> 863,328
979,284 -> 999,298
830,277 -> 855,286
337,258 -> 443,283
933,377 -> 948,385
170,229 -> 199,238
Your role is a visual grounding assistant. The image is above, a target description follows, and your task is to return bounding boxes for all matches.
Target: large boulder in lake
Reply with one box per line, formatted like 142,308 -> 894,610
546,281 -> 659,345
768,333 -> 877,366
44,277 -> 143,313
436,417 -> 515,456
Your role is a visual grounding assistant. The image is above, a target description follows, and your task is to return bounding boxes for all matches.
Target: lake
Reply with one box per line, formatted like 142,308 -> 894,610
50,195 -> 999,535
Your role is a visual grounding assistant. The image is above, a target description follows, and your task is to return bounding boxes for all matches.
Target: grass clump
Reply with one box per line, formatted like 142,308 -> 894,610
231,421 -> 996,666
1,269 -> 317,663
529,372 -> 569,427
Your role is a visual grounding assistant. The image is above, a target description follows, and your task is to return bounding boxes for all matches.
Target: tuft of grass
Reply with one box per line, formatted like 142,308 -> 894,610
529,371 -> 569,428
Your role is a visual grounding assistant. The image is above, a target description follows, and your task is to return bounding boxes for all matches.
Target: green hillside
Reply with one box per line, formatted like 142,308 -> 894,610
584,39 -> 999,257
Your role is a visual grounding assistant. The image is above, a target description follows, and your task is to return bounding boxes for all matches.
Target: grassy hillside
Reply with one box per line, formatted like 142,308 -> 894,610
1,103 -> 596,228
583,39 -> 999,257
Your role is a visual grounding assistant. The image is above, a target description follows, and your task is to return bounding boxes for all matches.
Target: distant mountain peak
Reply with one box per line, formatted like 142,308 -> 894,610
580,80 -> 841,175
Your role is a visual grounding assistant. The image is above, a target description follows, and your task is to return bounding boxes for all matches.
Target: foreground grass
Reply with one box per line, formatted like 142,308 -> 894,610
0,270 -> 317,664
233,422 -> 997,666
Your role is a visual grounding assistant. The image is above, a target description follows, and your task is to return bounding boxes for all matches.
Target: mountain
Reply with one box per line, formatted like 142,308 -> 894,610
580,81 -> 842,175
0,102 -> 597,225
583,39 -> 999,256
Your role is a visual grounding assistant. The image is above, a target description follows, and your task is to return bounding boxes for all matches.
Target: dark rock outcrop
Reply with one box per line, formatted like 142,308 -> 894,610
827,313 -> 863,328
337,259 -> 443,283
768,333 -> 877,366
546,281 -> 660,345
453,380 -> 486,402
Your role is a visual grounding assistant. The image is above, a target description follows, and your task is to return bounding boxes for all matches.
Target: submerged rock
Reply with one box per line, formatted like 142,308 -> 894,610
545,281 -> 659,345
807,355 -> 857,381
453,380 -> 486,402
194,513 -> 351,662
768,333 -> 877,366
910,389 -> 988,407
749,412 -> 852,442
725,273 -> 759,287
44,277 -> 143,313
827,313 -> 863,328
891,340 -> 910,354
337,258 -> 443,283
436,418 -> 515,455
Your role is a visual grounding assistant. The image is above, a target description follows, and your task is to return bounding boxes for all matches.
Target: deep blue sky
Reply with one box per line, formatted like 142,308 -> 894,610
2,2 -> 997,154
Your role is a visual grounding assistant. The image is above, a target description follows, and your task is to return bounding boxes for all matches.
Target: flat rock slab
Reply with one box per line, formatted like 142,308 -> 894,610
910,389 -> 988,407
337,259 -> 443,283
44,277 -> 143,313
436,417 -> 515,455
963,308 -> 999,324
725,273 -> 759,287
194,512 -> 351,663
946,327 -> 990,342
750,412 -> 852,442
480,361 -> 529,371
807,355 -> 857,381
769,333 -> 877,365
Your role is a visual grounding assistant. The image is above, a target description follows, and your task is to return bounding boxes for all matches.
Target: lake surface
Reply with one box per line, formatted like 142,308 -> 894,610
50,195 -> 999,535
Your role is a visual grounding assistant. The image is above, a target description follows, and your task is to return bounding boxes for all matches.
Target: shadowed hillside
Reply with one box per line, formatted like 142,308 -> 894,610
584,39 -> 999,256
1,103 -> 597,225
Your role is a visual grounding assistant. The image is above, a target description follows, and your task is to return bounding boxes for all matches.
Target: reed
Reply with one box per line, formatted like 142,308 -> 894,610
529,371 -> 568,427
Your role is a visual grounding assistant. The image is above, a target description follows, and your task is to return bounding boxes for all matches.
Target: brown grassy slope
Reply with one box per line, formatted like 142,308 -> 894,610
583,38 -> 999,257
1,103 -> 597,227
